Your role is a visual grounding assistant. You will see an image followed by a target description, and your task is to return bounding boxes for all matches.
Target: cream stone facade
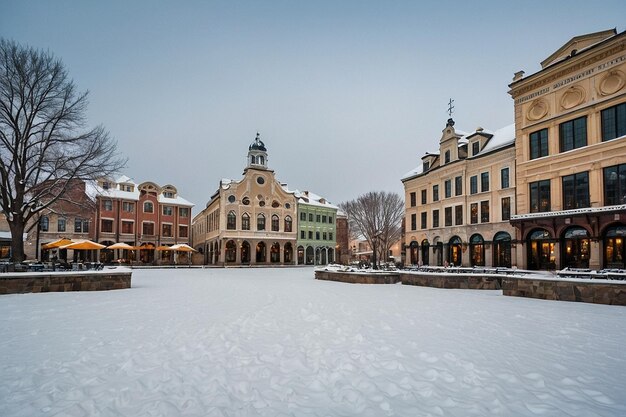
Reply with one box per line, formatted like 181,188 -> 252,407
509,29 -> 626,270
402,120 -> 517,267
192,134 -> 298,265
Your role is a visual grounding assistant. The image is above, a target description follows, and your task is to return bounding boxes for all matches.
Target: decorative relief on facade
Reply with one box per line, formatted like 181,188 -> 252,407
560,86 -> 586,110
598,70 -> 625,96
526,99 -> 549,121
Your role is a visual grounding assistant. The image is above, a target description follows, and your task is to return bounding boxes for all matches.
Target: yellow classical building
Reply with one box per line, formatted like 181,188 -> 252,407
402,119 -> 517,267
509,29 -> 626,270
192,134 -> 298,265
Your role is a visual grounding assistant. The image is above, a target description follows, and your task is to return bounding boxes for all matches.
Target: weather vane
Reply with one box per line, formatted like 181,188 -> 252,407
447,98 -> 455,118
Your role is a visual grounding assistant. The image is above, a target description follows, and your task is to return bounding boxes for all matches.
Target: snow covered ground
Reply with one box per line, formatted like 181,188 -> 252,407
1,267 -> 626,417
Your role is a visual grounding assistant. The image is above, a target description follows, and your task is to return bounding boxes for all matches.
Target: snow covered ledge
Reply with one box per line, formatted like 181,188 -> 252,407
0,269 -> 132,294
502,276 -> 626,306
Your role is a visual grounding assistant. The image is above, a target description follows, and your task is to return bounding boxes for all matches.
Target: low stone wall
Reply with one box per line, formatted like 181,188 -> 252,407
315,270 -> 401,284
400,272 -> 503,290
0,270 -> 132,294
503,276 -> 626,305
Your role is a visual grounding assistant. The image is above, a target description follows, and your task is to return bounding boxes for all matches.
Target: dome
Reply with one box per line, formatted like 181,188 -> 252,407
249,132 -> 267,151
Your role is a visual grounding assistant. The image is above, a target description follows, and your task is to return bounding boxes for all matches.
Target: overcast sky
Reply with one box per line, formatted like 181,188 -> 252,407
2,1 -> 624,210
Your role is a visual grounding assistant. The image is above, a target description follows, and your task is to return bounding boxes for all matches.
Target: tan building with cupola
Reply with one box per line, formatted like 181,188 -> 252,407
191,133 -> 298,265
509,29 -> 626,270
402,119 -> 517,268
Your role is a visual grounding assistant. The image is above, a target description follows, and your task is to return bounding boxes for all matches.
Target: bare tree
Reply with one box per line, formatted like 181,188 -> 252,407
0,39 -> 125,261
340,191 -> 404,269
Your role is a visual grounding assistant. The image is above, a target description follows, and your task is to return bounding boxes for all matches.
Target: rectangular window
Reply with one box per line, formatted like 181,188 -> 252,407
530,180 -> 551,213
562,172 -> 590,209
162,224 -> 172,237
445,207 -> 452,227
123,202 -> 134,212
163,206 -> 173,216
40,216 -> 49,232
316,231 -> 320,240
82,220 -> 89,234
300,212 -> 306,221
559,116 -> 587,152
421,190 -> 427,204
101,219 -> 113,233
481,201 -> 490,223
454,205 -> 463,225
322,215 -> 327,223
470,176 -> 478,195
308,231 -> 313,239
602,102 -> 626,141
455,176 -> 462,196
502,197 -> 511,221
57,218 -> 66,232
470,203 -> 478,224
411,213 -> 416,230
529,128 -> 549,159
481,172 -> 489,192
179,225 -> 188,238
432,209 -> 439,228
329,216 -> 333,224
501,167 -> 510,189
472,141 -> 480,156
329,232 -> 333,240
301,230 -> 306,239
433,185 -> 439,202
121,221 -> 133,234
309,213 -> 313,222
421,212 -> 427,229
179,207 -> 189,217
103,200 -> 113,211
604,163 -> 626,206
410,192 -> 416,207
322,232 -> 327,240
142,222 -> 154,235
445,180 -> 452,198
316,214 -> 321,222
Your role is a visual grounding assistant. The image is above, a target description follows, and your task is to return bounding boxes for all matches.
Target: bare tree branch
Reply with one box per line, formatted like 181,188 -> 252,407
0,39 -> 126,261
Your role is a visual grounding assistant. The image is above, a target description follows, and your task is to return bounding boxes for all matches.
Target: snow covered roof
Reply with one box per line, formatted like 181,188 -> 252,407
401,165 -> 423,181
159,195 -> 194,207
294,190 -> 338,209
473,123 -> 516,156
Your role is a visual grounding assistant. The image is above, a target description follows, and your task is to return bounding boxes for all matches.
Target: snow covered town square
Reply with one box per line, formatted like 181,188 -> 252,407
1,268 -> 626,417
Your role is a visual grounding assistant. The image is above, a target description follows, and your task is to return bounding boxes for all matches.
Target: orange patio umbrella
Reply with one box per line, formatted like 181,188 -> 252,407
60,240 -> 106,250
155,245 -> 172,251
42,238 -> 73,250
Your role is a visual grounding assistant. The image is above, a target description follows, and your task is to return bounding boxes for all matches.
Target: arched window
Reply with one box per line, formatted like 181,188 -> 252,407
241,213 -> 250,230
284,242 -> 293,263
306,246 -> 314,265
241,241 -> 250,264
470,234 -> 484,267
297,245 -> 305,264
257,213 -> 265,231
449,236 -> 462,266
604,225 -> 626,269
256,241 -> 266,262
409,241 -> 418,265
143,201 -> 153,213
270,242 -> 280,262
421,239 -> 430,266
271,214 -> 279,231
527,228 -> 555,270
493,232 -> 512,268
225,240 -> 236,262
227,211 -> 236,230
284,215 -> 292,232
259,155 -> 265,165
561,227 -> 590,269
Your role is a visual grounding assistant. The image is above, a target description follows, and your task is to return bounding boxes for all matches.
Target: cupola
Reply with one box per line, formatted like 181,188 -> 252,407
247,132 -> 268,170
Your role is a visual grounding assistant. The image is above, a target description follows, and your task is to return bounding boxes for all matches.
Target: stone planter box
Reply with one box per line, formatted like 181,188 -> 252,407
503,276 -> 626,306
0,270 -> 132,294
400,272 -> 503,290
315,270 -> 401,284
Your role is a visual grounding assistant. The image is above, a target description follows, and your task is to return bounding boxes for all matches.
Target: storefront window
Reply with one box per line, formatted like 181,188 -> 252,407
604,225 -> 626,269
493,232 -> 511,268
470,234 -> 484,266
449,236 -> 462,266
561,227 -> 590,269
527,229 -> 555,270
